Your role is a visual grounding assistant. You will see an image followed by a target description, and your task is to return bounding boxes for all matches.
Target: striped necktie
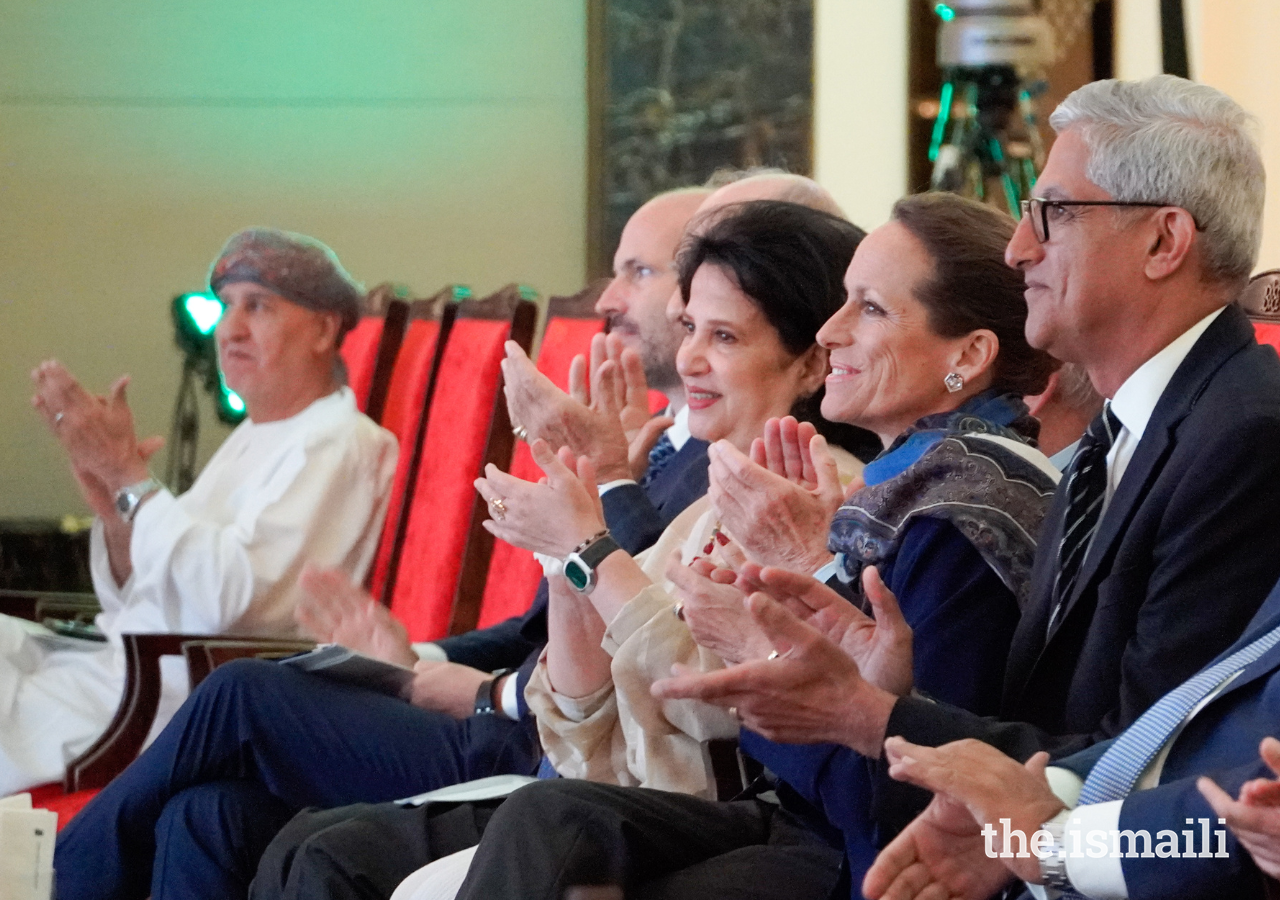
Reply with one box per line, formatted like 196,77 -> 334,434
638,431 -> 677,490
1049,404 -> 1121,631
1078,621 -> 1280,805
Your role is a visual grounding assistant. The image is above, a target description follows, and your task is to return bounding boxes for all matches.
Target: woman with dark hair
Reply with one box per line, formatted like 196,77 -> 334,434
242,200 -> 867,900
438,193 -> 1065,900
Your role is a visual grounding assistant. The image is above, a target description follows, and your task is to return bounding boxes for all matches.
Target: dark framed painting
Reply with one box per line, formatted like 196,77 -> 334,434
587,0 -> 815,277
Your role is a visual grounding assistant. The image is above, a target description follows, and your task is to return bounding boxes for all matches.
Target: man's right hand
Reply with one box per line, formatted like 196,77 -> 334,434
864,737 -> 1065,899
295,565 -> 417,668
746,564 -> 915,697
405,660 -> 497,718
500,340 -> 636,483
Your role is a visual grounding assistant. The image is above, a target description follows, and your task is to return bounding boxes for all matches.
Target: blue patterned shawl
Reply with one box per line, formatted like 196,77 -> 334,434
828,391 -> 1059,609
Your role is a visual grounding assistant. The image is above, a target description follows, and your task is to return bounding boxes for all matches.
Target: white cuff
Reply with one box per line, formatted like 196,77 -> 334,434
499,671 -> 520,721
412,642 -> 447,662
1064,800 -> 1129,899
534,552 -> 564,578
813,553 -> 853,585
1046,766 -> 1084,807
597,479 -> 637,496
812,559 -> 842,583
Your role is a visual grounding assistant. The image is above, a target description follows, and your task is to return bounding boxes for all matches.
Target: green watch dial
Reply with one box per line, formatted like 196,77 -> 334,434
564,559 -> 591,592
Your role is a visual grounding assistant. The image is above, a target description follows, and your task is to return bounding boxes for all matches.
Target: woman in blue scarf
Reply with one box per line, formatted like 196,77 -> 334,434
448,192 -> 1063,900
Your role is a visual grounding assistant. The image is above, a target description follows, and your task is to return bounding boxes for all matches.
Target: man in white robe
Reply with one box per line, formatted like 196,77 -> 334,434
4,228 -> 397,795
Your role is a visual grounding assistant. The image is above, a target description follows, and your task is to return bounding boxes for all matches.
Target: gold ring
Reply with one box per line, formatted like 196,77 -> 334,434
488,497 -> 508,520
672,602 -> 685,621
512,425 -> 528,442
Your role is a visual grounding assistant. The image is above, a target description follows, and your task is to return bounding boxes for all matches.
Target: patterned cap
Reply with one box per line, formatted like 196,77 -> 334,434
209,228 -> 363,338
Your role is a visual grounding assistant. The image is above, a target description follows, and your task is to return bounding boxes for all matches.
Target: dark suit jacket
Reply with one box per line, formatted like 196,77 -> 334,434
1037,581 -> 1280,899
435,437 -> 710,714
877,306 -> 1280,832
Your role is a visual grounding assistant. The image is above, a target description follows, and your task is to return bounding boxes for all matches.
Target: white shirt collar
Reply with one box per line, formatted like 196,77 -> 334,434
1108,307 -> 1224,443
667,404 -> 691,451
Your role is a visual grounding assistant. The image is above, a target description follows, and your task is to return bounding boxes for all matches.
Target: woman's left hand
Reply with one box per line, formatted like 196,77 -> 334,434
708,419 -> 845,575
665,554 -> 773,665
475,439 -> 607,558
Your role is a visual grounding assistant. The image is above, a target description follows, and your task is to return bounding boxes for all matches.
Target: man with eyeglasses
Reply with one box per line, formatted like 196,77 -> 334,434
842,73 -> 1280,886
600,76 -> 1280,900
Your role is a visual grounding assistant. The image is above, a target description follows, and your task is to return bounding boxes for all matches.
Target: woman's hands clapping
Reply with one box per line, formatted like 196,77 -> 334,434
709,417 -> 850,575
476,439 -> 608,559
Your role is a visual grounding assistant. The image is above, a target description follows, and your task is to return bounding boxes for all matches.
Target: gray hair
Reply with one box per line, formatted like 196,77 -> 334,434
1049,75 -> 1265,286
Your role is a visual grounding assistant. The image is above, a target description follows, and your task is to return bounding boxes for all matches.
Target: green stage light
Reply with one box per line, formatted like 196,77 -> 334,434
170,292 -> 246,426
935,3 -> 956,22
183,292 -> 223,335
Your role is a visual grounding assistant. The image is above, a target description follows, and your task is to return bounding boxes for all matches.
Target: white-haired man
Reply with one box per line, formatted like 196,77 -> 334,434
9,228 -> 397,796
451,75 -> 1280,900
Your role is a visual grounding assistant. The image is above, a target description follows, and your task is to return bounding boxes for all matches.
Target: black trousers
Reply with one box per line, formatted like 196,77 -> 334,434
251,799 -> 502,900
456,780 -> 843,900
253,780 -> 842,900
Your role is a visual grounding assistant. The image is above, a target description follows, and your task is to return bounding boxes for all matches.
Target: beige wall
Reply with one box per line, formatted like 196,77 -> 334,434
0,1 -> 587,518
1115,0 -> 1280,271
813,0 -> 910,233
1194,1 -> 1280,272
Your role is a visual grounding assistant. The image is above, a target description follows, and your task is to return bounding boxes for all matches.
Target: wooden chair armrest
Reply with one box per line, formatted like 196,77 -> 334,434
0,589 -> 99,623
181,639 -> 316,690
63,632 -> 312,791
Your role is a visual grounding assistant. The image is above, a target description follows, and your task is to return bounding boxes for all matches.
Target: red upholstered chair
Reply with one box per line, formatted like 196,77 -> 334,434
473,285 -> 605,629
366,292 -> 461,601
381,286 -> 538,641
341,286 -> 410,422
1239,269 -> 1280,352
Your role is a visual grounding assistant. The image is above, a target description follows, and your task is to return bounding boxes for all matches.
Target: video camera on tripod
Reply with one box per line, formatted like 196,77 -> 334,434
929,0 -> 1056,214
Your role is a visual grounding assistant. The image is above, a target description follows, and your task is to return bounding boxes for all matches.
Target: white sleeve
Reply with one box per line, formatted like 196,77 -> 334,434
412,642 -> 448,662
88,517 -> 129,611
120,430 -> 394,636
1025,769 -> 1127,900
597,479 -> 638,496
1063,801 -> 1128,899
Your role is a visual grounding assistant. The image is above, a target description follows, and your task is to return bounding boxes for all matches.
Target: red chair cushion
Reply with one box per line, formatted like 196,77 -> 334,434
28,783 -> 98,831
367,319 -> 442,601
388,319 -> 512,641
340,317 -> 386,413
1254,322 -> 1280,353
476,317 -> 603,627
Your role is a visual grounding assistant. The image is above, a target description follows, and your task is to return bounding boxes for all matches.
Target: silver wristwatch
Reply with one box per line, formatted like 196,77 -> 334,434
1038,818 -> 1073,891
114,477 -> 162,523
562,529 -> 621,595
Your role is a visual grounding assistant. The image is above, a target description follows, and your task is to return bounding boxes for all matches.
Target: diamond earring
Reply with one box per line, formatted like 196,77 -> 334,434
944,372 -> 964,393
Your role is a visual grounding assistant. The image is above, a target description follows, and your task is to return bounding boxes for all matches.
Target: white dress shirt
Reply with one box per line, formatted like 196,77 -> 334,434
1099,307 -> 1224,520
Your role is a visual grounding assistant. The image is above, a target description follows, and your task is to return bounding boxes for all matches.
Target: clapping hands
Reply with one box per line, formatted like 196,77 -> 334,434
708,417 -> 850,575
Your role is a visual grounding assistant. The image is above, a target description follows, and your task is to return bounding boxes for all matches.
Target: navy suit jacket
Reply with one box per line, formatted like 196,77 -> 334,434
877,306 -> 1280,833
1041,581 -> 1280,899
435,436 -> 710,714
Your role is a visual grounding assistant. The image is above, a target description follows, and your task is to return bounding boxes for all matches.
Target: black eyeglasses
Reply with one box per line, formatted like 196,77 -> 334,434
1019,198 -> 1202,243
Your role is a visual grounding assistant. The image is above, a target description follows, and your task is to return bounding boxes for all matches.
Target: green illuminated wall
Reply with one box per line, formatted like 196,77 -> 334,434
0,0 -> 587,517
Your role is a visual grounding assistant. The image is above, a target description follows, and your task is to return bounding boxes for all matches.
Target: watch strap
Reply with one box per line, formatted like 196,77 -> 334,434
115,477 -> 162,524
1038,818 -> 1073,890
577,532 -> 621,570
473,667 -> 518,716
